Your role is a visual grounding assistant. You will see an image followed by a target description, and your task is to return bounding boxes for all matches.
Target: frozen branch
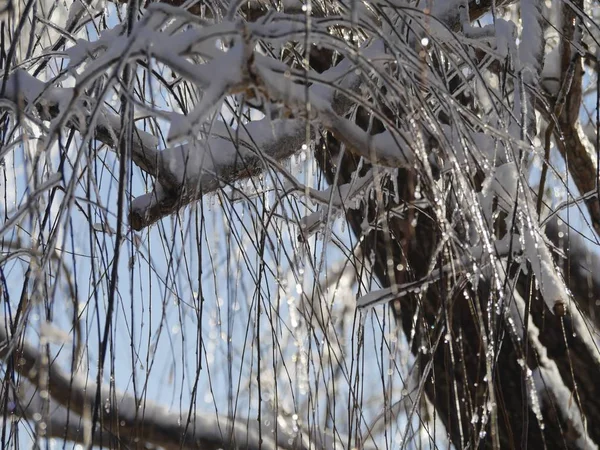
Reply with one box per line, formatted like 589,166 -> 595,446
125,0 -> 521,230
129,36 -> 389,228
0,0 -> 521,233
11,383 -> 146,448
508,287 -> 597,449
1,69 -> 162,177
129,118 -> 309,229
0,321 -> 323,450
518,0 -> 545,137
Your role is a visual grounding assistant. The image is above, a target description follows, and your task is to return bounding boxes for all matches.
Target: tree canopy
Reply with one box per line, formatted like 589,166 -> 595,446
0,0 -> 599,448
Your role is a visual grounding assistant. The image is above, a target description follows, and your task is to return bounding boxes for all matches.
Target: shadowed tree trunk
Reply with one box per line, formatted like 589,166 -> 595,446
316,138 -> 600,449
308,3 -> 600,439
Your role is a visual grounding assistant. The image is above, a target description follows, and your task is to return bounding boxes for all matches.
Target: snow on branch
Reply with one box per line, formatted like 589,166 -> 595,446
0,0 -> 530,236
1,69 -> 162,177
517,0 -> 545,138
508,289 -> 597,449
478,158 -> 572,314
11,383 -> 138,448
249,53 -> 416,168
432,0 -> 518,30
0,319 -> 341,450
129,35 -> 396,228
130,118 -> 308,229
123,0 -> 523,230
294,170 -> 376,239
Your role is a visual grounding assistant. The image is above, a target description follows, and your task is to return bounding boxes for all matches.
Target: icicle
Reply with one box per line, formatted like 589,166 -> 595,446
392,169 -> 400,203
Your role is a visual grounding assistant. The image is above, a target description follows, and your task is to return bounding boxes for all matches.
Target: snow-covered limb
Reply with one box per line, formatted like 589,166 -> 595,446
517,0 -> 545,137
292,171 -> 375,238
1,67 -> 304,231
508,288 -> 598,450
0,319 -> 354,450
0,64 -> 313,231
11,383 -> 143,448
2,0 -> 521,233
130,118 -> 308,229
130,37 -> 391,228
432,0 -> 518,30
252,54 -> 416,168
480,159 -> 572,314
1,69 -> 162,177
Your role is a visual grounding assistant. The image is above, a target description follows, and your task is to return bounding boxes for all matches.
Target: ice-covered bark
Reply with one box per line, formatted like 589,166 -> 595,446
508,288 -> 597,449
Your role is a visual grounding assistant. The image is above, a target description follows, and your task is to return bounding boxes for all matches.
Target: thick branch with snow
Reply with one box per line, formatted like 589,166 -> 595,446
0,319 -> 347,450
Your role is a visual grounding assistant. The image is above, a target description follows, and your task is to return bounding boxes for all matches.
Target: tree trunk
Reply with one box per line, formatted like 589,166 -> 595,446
315,127 -> 600,450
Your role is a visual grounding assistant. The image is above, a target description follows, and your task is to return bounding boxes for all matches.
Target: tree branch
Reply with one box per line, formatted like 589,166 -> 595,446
0,321 -> 314,450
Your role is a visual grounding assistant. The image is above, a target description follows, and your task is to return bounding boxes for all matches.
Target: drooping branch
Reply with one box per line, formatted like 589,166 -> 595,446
11,383 -> 147,448
1,0 -> 522,233
315,115 -> 600,450
306,4 -> 600,448
507,286 -> 596,448
2,1 -> 599,450
128,118 -> 309,229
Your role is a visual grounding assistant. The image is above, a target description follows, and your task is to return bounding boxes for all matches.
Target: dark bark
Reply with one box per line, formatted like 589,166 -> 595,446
307,6 -> 600,439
